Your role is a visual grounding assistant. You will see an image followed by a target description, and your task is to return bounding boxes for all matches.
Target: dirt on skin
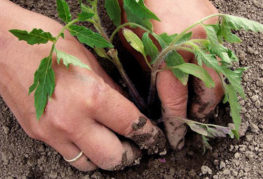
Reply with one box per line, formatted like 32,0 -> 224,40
1,0 -> 263,178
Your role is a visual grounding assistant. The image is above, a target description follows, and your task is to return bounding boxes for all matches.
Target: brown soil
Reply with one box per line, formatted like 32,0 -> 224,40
1,0 -> 263,178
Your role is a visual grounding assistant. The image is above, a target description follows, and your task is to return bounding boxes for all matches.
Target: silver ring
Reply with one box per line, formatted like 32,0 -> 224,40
64,151 -> 83,163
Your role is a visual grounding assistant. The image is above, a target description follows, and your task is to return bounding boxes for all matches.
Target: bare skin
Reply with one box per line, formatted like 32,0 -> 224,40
0,0 -> 166,171
121,0 -> 224,150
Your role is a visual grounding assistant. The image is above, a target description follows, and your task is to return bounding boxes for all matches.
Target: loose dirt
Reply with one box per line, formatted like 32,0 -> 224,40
1,0 -> 263,178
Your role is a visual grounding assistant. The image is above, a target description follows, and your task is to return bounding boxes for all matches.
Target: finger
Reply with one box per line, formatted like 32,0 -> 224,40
189,63 -> 224,119
49,141 -> 97,172
156,68 -> 188,150
73,120 -> 141,171
88,84 -> 166,155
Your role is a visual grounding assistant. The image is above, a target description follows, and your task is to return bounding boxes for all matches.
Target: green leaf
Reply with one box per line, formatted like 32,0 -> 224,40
221,25 -> 242,43
194,49 -> 245,97
152,33 -> 167,49
9,29 -> 55,45
159,33 -> 178,44
223,15 -> 263,32
56,0 -> 72,23
165,51 -> 189,85
222,67 -> 245,98
169,63 -> 215,88
123,28 -> 145,56
68,25 -> 113,48
142,32 -> 159,64
203,26 -> 234,64
94,48 -> 109,58
105,0 -> 121,26
224,84 -> 241,139
55,48 -> 91,69
78,12 -> 94,21
174,32 -> 192,45
29,57 -> 55,119
123,0 -> 159,30
81,3 -> 94,14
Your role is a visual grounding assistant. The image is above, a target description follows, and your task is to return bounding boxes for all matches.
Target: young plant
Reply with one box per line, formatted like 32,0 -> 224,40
9,0 -> 263,146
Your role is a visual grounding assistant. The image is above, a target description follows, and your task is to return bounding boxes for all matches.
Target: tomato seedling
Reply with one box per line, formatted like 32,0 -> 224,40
9,0 -> 263,146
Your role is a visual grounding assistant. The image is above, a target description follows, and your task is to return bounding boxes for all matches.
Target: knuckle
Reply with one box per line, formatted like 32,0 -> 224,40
50,116 -> 74,134
28,128 -> 46,141
85,76 -> 108,112
163,95 -> 188,114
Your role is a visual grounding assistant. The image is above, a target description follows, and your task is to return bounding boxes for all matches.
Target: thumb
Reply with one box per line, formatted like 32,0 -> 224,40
157,69 -> 188,150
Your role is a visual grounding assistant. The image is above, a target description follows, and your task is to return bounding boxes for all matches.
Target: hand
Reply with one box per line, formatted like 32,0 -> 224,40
0,1 -> 166,171
121,0 -> 224,150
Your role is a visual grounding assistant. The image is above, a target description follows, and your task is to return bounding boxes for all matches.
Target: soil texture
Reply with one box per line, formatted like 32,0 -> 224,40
1,0 -> 263,178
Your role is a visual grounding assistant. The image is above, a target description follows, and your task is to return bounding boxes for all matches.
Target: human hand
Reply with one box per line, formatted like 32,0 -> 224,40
120,0 -> 224,150
0,1 -> 166,171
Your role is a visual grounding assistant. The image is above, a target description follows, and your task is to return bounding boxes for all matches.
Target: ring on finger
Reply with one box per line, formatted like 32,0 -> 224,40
64,151 -> 83,163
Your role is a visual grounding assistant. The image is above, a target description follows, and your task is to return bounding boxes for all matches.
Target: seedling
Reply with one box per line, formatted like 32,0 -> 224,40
9,0 -> 263,146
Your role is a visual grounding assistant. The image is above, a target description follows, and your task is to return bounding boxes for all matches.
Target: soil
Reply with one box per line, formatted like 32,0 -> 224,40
1,0 -> 263,178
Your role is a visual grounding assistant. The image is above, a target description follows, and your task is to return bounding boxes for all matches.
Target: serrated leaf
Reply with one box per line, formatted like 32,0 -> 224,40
169,63 -> 215,88
165,51 -> 189,85
152,33 -> 167,49
9,29 -> 55,45
174,32 -> 192,45
105,0 -> 121,26
81,3 -> 94,14
159,33 -> 178,44
142,32 -> 159,64
29,57 -> 55,119
123,28 -> 145,56
68,25 -> 113,48
223,15 -> 263,32
224,84 -> 241,138
221,25 -> 242,43
56,0 -> 72,23
55,48 -> 91,69
123,0 -> 159,30
194,49 -> 245,97
78,12 -> 94,21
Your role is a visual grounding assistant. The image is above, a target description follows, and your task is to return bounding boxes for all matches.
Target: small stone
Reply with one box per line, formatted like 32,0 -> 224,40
213,159 -> 219,166
234,152 -> 241,159
201,165 -> 212,175
251,95 -> 259,102
81,176 -> 91,179
213,175 -> 219,179
239,145 -> 247,152
188,169 -> 196,177
255,100 -> 261,108
1,152 -> 9,165
245,151 -> 254,160
49,171 -> 57,179
256,78 -> 263,87
223,169 -> 231,175
232,170 -> 238,177
220,161 -> 226,169
250,123 -> 260,133
2,125 -> 9,134
229,145 -> 234,152
246,134 -> 253,142
91,172 -> 103,179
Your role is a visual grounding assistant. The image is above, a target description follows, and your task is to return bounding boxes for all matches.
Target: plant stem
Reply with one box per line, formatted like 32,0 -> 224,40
108,50 -> 146,110
147,14 -> 224,105
171,13 -> 224,45
87,14 -> 146,110
110,22 -> 150,42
